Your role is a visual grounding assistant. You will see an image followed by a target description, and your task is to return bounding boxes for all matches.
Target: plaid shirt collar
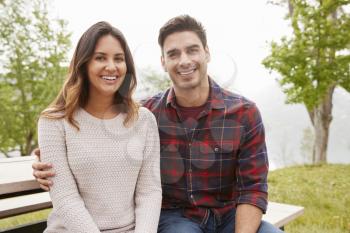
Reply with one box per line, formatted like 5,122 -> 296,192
165,77 -> 226,111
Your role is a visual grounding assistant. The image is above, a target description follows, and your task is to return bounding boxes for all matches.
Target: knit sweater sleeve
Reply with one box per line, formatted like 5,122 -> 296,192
38,117 -> 101,233
134,110 -> 162,233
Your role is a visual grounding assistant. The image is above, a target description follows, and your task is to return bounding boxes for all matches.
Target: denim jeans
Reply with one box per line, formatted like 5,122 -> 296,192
157,208 -> 284,233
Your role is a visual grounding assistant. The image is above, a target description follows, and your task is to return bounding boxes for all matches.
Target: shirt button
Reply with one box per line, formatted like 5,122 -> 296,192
214,147 -> 219,152
190,194 -> 194,199
189,143 -> 191,147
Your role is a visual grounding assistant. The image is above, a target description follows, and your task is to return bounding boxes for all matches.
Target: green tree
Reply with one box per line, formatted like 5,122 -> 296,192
139,67 -> 171,97
0,0 -> 71,156
263,0 -> 350,163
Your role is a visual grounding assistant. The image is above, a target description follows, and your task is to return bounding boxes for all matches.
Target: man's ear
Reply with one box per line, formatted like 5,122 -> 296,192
161,56 -> 167,72
205,46 -> 211,63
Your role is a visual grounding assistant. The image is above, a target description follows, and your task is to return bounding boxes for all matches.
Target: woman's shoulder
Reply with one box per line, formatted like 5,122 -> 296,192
39,108 -> 65,120
139,107 -> 154,119
137,107 -> 156,122
38,110 -> 66,128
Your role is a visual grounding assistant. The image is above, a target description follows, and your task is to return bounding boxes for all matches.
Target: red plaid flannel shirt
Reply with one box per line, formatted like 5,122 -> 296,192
142,79 -> 268,225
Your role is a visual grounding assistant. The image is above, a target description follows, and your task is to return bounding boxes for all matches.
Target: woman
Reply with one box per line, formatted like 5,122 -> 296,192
38,21 -> 161,233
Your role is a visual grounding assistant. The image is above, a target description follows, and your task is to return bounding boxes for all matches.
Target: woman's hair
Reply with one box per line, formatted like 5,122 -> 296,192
41,21 -> 139,129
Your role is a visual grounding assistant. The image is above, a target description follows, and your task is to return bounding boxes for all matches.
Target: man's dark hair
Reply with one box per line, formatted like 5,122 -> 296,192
158,15 -> 207,50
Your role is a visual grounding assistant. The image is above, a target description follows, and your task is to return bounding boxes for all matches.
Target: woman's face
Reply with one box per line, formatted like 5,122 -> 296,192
87,34 -> 127,99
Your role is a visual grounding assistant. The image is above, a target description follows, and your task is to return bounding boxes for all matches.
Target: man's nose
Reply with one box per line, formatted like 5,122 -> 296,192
179,53 -> 191,66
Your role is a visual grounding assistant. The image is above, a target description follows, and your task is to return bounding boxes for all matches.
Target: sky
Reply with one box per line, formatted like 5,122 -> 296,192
52,0 -> 291,98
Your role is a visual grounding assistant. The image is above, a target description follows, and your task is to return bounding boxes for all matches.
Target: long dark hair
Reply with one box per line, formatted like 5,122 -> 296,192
41,21 -> 139,129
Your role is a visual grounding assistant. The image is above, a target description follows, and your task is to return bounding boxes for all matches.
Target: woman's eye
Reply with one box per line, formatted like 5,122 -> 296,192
95,56 -> 105,61
115,57 -> 124,62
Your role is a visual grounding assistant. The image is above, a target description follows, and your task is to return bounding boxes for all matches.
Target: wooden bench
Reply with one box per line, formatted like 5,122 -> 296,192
264,202 -> 304,230
0,156 -> 40,195
1,194 -> 304,229
0,194 -> 304,231
0,192 -> 52,219
0,156 -> 304,232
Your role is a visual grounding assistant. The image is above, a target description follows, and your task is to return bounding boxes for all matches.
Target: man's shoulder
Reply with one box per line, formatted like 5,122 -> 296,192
219,87 -> 257,109
141,90 -> 169,111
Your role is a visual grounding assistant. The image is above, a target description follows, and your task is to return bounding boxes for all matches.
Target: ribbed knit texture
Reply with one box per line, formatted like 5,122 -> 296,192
38,107 -> 162,233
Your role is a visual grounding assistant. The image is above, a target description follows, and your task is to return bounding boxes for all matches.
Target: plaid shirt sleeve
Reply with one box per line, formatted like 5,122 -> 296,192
236,103 -> 268,213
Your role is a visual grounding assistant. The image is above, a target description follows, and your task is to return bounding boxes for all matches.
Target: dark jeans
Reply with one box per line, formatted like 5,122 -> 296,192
157,208 -> 283,233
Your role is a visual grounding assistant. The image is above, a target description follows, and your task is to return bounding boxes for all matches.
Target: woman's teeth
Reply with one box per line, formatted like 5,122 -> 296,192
102,76 -> 117,81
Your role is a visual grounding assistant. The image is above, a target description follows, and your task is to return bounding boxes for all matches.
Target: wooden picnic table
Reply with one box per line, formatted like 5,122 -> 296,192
0,156 -> 40,195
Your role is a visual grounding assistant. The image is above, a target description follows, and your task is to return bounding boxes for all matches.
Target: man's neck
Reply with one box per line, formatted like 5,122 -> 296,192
173,78 -> 210,107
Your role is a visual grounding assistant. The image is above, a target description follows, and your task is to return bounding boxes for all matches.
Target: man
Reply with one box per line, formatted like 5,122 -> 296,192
33,15 -> 282,233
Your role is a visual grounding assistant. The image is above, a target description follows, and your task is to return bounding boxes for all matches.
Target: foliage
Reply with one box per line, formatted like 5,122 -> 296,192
138,66 -> 171,98
269,164 -> 350,233
0,0 -> 71,156
263,0 -> 350,111
263,0 -> 350,163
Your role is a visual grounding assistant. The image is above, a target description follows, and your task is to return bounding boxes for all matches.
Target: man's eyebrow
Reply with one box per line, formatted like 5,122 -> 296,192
165,48 -> 178,56
165,44 -> 201,55
187,44 -> 200,49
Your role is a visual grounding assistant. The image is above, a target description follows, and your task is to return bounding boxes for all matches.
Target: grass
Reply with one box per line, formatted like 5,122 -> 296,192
268,163 -> 350,233
0,164 -> 349,232
0,209 -> 51,230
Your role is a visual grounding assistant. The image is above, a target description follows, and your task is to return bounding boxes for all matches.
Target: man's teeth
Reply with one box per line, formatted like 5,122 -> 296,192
102,76 -> 117,80
178,69 -> 195,75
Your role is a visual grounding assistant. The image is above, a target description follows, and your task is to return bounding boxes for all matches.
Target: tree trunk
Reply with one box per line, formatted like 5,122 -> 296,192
0,149 -> 10,158
22,130 -> 34,156
307,85 -> 335,163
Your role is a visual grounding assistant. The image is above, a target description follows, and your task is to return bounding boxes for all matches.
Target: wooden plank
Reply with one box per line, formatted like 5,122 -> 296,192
0,156 -> 39,195
263,201 -> 304,228
0,192 -> 52,218
0,192 -> 304,228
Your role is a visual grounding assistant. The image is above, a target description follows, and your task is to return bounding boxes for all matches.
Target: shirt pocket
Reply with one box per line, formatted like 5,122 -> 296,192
191,141 -> 238,191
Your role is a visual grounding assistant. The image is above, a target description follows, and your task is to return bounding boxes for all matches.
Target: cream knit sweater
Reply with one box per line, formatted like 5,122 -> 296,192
38,107 -> 162,233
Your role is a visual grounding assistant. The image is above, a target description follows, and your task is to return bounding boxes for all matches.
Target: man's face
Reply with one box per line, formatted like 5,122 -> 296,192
161,31 -> 210,91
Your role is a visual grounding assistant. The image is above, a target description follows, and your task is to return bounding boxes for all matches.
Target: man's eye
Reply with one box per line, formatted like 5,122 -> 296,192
189,48 -> 198,54
168,53 -> 177,59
